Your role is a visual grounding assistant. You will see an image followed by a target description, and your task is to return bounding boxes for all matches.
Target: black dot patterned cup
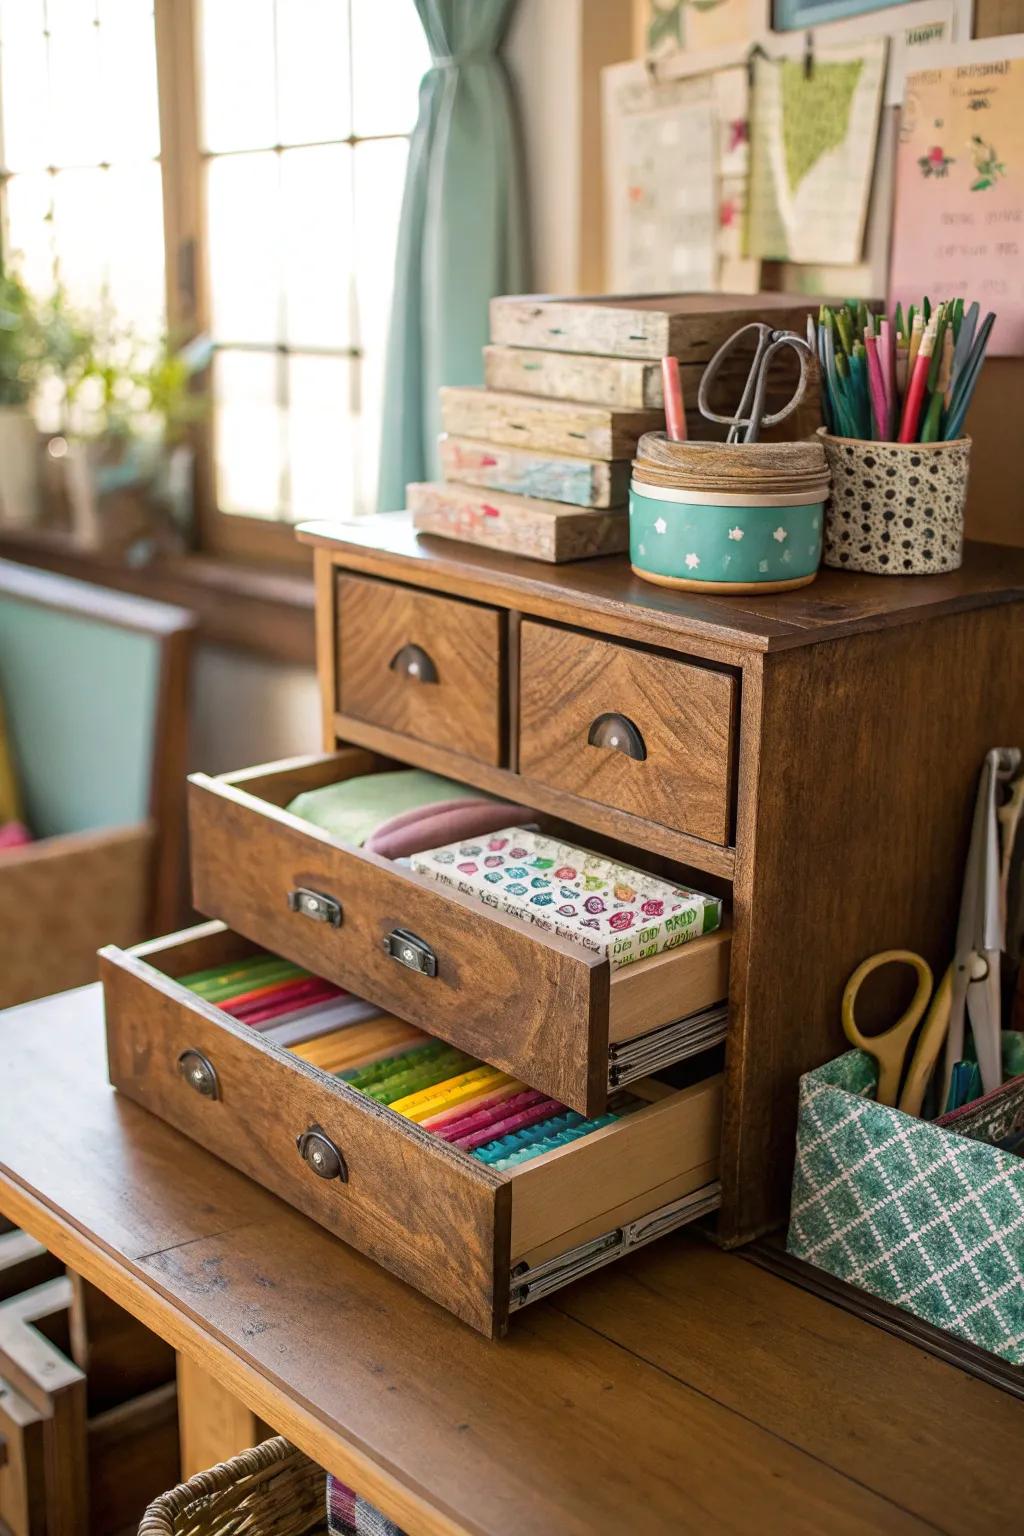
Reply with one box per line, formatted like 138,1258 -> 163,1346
817,429 -> 970,576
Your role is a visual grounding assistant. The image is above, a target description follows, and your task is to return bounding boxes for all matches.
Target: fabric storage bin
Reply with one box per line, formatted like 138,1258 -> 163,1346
788,1050 -> 1024,1364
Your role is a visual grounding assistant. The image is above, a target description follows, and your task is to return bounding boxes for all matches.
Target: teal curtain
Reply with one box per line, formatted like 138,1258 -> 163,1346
377,0 -> 528,510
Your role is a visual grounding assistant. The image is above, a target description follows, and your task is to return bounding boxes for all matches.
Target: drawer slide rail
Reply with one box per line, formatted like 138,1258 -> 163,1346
508,1182 -> 722,1311
608,1006 -> 728,1088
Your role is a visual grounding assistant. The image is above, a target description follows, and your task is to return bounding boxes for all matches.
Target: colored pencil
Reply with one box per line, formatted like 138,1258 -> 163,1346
898,317 -> 937,443
661,355 -> 686,442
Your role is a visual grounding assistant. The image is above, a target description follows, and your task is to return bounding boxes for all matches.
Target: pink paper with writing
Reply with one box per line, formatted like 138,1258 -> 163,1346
890,58 -> 1024,355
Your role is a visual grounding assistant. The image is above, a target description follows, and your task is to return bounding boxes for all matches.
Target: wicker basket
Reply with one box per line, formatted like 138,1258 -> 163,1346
139,1438 -> 326,1536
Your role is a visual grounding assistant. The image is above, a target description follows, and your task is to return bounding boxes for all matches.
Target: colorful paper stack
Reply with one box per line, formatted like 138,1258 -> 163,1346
181,953 -> 625,1169
411,828 -> 722,968
339,1041 -> 624,1171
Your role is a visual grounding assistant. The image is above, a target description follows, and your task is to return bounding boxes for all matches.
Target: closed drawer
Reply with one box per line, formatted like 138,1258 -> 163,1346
336,574 -> 504,766
101,923 -> 722,1338
518,622 -> 736,846
187,749 -> 731,1117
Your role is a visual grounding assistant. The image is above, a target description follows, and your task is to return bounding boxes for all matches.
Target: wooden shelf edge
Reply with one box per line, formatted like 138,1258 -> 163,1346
0,531 -> 315,666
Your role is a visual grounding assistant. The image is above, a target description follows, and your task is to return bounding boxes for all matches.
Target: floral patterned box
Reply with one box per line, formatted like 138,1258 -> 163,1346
788,1050 -> 1024,1364
410,827 -> 722,969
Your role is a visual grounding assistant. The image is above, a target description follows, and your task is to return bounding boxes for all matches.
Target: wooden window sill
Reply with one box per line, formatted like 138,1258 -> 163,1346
0,526 -> 315,666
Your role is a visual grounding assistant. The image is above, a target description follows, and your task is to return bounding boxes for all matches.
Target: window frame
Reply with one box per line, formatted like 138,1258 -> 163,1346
155,0 -> 312,566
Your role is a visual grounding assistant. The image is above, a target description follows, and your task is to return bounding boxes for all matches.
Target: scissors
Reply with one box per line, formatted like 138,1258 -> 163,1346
842,949 -> 953,1115
697,321 -> 814,444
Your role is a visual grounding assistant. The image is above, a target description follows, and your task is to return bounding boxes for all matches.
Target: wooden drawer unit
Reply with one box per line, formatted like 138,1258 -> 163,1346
336,574 -> 505,766
187,749 -> 731,1117
101,923 -> 722,1338
518,622 -> 736,846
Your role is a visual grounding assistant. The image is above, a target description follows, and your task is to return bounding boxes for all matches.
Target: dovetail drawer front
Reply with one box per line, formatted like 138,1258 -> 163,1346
518,623 -> 736,846
186,751 -> 730,1117
336,574 -> 504,766
101,924 -> 722,1338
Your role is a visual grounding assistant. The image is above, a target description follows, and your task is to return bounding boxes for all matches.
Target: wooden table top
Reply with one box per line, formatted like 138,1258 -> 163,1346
298,517 -> 1024,655
2,985 -> 1023,1536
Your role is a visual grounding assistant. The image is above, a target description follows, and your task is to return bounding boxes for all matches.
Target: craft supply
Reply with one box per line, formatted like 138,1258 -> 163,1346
661,356 -> 687,442
897,316 -> 936,442
363,796 -> 536,860
942,749 -> 1021,1102
285,771 -> 504,848
696,321 -> 814,445
411,828 -> 721,968
630,433 -> 829,594
437,436 -> 629,510
408,481 -> 629,565
841,949 -> 953,1115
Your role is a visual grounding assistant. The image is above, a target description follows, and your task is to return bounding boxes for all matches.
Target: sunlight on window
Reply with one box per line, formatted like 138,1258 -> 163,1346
199,0 -> 428,523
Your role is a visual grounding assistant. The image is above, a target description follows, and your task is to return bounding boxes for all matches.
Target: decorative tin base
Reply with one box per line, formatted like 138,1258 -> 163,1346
631,565 -> 818,594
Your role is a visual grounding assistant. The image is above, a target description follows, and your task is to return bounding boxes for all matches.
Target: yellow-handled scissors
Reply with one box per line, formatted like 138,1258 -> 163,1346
842,950 -> 953,1116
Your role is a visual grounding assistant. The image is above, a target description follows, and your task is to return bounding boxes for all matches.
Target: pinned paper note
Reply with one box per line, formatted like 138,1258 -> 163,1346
606,70 -> 718,293
890,55 -> 1024,355
747,40 -> 887,264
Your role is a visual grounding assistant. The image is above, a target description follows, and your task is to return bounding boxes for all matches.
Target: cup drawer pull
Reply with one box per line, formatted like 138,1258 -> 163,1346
296,1126 -> 348,1182
178,1049 -> 219,1100
587,712 -> 647,761
287,887 -> 343,927
383,928 -> 438,977
388,642 -> 438,684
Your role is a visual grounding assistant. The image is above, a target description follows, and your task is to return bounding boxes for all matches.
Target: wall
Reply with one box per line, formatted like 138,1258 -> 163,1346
188,645 -> 320,775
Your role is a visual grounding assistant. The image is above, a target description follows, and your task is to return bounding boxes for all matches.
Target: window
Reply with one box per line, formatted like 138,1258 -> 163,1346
0,0 -> 428,561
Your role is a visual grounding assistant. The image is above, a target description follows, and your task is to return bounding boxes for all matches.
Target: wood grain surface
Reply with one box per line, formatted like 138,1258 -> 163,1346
409,481 -> 629,564
518,621 -> 736,845
187,765 -> 612,1113
3,989 -> 1024,1536
102,943 -> 509,1336
721,601 -> 1024,1242
438,436 -> 629,509
483,346 -> 665,409
336,574 -> 504,766
439,388 -> 663,461
300,516 -> 1024,659
488,294 -> 824,363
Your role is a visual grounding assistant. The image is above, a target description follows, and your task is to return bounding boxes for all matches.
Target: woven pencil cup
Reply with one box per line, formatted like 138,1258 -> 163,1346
818,430 -> 971,576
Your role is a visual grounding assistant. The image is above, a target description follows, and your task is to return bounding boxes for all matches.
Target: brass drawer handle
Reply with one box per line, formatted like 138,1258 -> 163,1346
287,887 -> 342,927
389,642 -> 438,684
296,1126 -> 348,1182
178,1049 -> 220,1100
587,712 -> 647,761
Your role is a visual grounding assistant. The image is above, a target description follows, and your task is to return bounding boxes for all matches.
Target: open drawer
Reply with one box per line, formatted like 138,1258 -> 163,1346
101,923 -> 722,1338
187,750 -> 731,1116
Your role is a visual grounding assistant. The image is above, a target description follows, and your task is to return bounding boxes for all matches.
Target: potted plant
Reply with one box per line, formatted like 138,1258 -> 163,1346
0,264 -> 43,528
38,290 -> 211,556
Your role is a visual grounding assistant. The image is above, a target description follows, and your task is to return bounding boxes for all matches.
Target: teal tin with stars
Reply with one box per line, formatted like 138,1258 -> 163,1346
628,434 -> 830,595
629,482 -> 827,594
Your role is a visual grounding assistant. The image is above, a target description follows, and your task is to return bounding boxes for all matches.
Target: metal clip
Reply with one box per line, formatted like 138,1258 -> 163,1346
287,887 -> 342,927
382,928 -> 437,977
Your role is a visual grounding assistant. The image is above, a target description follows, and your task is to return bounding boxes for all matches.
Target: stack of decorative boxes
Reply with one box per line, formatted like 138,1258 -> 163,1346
408,292 -> 824,563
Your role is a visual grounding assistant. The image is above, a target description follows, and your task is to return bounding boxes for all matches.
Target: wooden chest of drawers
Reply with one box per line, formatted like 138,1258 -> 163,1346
104,516 -> 1024,1333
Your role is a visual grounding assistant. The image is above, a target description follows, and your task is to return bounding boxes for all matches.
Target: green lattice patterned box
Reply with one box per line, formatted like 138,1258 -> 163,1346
788,1051 -> 1024,1364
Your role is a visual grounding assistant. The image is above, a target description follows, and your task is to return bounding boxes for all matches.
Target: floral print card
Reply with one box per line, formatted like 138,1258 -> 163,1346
411,829 -> 722,969
891,51 -> 1024,354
